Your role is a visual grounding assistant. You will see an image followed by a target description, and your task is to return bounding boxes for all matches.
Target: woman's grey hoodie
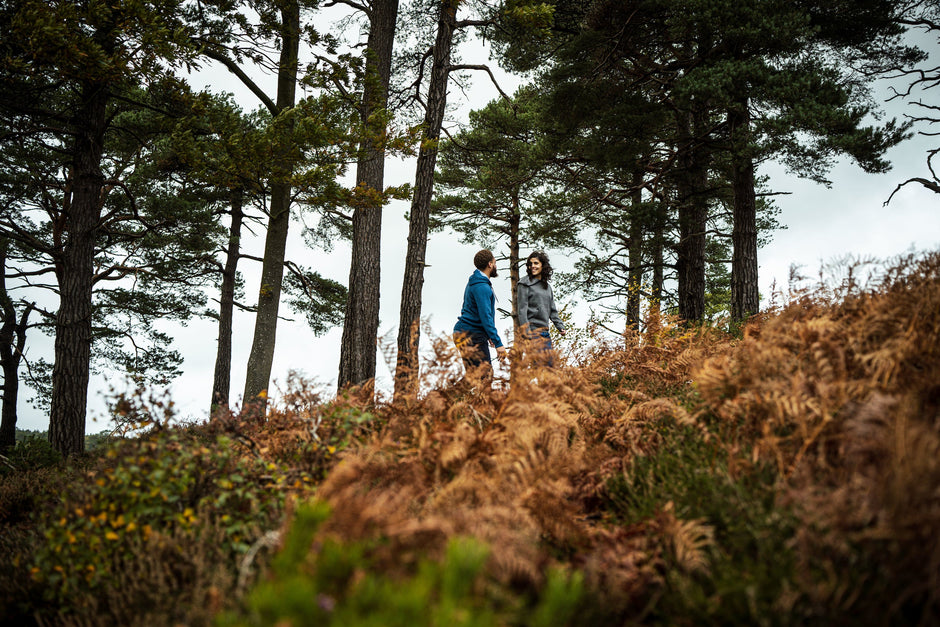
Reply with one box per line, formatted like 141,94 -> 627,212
516,275 -> 564,336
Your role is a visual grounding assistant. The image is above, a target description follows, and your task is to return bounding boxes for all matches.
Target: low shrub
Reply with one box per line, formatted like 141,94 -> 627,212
219,501 -> 585,627
606,420 -> 801,625
693,252 -> 940,624
0,434 -> 60,476
252,383 -> 381,482
26,426 -> 298,625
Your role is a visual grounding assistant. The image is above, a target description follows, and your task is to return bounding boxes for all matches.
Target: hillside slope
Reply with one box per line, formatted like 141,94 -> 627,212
2,253 -> 938,626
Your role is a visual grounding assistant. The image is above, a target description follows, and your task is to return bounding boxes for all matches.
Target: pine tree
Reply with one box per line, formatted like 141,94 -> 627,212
432,87 -> 571,327
336,0 -> 402,395
492,0 -> 920,324
0,0 -> 200,456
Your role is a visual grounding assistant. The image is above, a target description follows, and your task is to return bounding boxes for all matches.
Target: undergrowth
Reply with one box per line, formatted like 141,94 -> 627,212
0,252 -> 937,625
607,420 -> 801,625
217,501 -> 584,627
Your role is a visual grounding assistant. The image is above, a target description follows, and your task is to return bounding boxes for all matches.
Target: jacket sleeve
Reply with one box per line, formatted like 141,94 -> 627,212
516,281 -> 529,332
549,285 -> 565,331
472,282 -> 503,347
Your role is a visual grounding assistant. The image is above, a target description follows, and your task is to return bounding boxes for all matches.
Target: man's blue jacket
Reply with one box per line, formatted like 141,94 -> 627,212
453,269 -> 504,348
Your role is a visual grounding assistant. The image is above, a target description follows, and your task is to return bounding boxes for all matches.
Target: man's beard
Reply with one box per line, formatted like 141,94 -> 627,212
491,267 -> 498,278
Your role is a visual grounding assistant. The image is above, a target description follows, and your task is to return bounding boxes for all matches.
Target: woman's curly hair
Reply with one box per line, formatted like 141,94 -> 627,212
525,251 -> 553,286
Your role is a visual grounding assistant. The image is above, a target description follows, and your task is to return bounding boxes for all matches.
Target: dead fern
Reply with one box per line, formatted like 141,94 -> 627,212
696,251 -> 940,622
654,501 -> 714,575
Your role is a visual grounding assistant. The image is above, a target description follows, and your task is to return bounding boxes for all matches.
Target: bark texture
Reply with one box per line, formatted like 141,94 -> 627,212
508,197 -> 520,330
626,168 -> 644,330
211,192 -> 243,412
394,0 -> 458,400
243,2 -> 300,407
49,83 -> 108,457
338,0 -> 399,393
674,108 -> 707,323
0,242 -> 32,453
728,102 -> 759,321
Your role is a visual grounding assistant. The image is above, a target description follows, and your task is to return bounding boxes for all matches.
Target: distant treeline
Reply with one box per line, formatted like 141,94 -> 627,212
13,429 -> 111,452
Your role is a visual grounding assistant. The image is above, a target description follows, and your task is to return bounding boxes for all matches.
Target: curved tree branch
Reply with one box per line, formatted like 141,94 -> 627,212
446,63 -> 513,102
884,176 -> 940,205
197,45 -> 279,114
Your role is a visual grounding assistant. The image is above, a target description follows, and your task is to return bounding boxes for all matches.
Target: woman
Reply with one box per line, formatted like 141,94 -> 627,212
516,251 -> 566,366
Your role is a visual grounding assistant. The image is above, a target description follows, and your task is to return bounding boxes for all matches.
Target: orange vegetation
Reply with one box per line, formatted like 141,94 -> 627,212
290,252 -> 940,621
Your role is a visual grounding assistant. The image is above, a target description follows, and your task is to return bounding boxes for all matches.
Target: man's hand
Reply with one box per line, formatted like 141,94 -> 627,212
496,346 -> 508,361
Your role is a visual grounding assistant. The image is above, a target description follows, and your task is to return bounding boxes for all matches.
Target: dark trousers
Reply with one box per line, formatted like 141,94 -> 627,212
524,329 -> 556,367
535,330 -> 555,367
454,331 -> 492,376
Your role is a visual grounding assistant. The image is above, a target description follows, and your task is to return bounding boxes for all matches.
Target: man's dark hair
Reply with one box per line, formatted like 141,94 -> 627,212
473,249 -> 494,270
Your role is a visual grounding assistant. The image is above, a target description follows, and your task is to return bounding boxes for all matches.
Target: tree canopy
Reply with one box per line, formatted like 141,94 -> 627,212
0,0 -> 934,450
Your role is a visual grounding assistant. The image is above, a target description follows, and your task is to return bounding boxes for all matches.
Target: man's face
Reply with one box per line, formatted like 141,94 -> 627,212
490,258 -> 498,277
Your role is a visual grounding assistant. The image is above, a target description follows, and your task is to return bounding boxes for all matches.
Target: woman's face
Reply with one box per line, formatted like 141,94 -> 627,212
527,256 -> 542,277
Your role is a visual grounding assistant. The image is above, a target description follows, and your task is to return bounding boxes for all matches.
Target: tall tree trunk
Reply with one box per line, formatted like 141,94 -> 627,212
0,242 -> 32,453
626,168 -> 644,330
0,240 -> 15,453
728,101 -> 759,321
338,0 -> 399,393
508,195 -> 521,331
645,203 -> 666,338
674,108 -> 707,323
393,0 -> 458,400
507,196 -> 522,382
243,2 -> 300,408
49,83 -> 108,457
651,203 -> 665,309
211,191 -> 243,413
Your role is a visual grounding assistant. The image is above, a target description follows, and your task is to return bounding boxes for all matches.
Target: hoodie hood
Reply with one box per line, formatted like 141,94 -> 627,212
469,269 -> 491,286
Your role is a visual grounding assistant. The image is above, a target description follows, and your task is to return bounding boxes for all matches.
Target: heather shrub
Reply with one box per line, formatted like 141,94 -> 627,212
0,468 -> 52,526
0,464 -> 80,623
606,419 -> 801,625
27,425 -> 293,624
0,433 -> 60,476
694,252 -> 940,624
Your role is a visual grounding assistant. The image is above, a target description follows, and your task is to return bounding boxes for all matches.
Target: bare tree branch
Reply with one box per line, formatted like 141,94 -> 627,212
446,64 -> 513,102
326,0 -> 370,18
885,176 -> 940,204
196,44 -> 279,114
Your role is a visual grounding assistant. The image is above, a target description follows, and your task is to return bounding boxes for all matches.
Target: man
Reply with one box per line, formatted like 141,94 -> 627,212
453,249 -> 506,380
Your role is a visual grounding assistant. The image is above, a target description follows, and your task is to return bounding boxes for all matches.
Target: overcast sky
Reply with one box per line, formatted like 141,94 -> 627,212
14,22 -> 940,434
